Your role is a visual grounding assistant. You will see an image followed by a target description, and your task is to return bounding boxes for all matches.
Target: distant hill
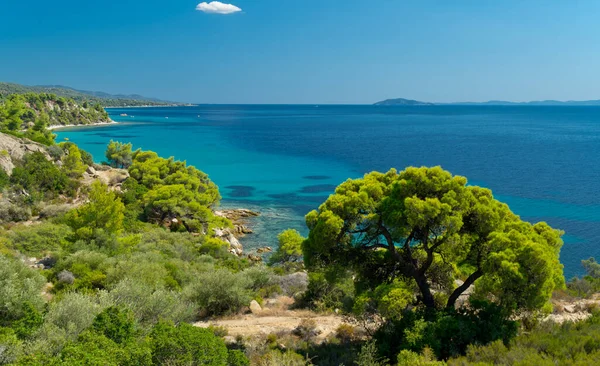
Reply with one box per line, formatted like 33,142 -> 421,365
0,82 -> 186,107
374,98 -> 434,106
375,97 -> 600,106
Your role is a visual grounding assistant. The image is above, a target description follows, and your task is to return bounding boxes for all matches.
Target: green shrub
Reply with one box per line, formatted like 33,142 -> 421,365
6,223 -> 71,256
0,255 -> 45,324
31,292 -> 112,354
228,349 -> 250,366
186,268 -> 253,316
0,327 -> 22,365
10,152 -> 70,200
59,331 -> 152,366
0,168 -> 8,191
91,307 -> 135,344
109,278 -> 194,326
149,321 -> 229,365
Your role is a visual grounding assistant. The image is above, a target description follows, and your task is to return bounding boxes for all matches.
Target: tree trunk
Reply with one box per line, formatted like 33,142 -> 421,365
446,269 -> 482,309
415,271 -> 436,308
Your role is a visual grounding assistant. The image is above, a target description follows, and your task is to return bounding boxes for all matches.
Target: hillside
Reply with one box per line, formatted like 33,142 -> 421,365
0,92 -> 111,145
0,82 -> 183,107
375,97 -> 600,106
373,98 -> 434,106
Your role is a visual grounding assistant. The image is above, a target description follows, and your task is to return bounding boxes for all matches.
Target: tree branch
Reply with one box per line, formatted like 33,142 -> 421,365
446,269 -> 483,309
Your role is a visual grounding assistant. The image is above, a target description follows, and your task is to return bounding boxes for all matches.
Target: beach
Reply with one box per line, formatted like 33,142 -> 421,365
47,120 -> 118,130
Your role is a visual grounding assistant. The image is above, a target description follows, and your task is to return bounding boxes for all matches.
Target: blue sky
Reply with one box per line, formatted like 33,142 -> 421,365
1,1 -> 599,104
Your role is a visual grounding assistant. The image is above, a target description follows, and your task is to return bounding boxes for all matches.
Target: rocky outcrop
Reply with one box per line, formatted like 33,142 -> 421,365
214,227 -> 244,256
81,164 -> 129,190
0,132 -> 49,174
214,209 -> 260,256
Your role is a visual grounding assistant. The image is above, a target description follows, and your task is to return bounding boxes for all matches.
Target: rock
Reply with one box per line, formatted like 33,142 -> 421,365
257,247 -> 273,254
215,209 -> 260,221
214,228 -> 244,256
86,165 -> 96,175
249,300 -> 262,314
0,132 -> 50,175
248,254 -> 262,262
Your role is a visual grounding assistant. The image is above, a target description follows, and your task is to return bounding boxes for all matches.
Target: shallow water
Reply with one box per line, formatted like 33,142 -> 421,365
56,105 -> 600,277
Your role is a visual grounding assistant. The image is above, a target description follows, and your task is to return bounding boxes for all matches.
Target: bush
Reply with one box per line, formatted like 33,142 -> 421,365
0,327 -> 22,365
0,255 -> 45,324
374,301 -> 518,360
10,152 -> 70,200
251,349 -> 307,366
186,269 -> 253,316
355,341 -> 389,366
31,292 -> 112,354
228,350 -> 250,366
59,331 -> 152,366
6,223 -> 71,256
0,203 -> 31,223
109,278 -> 194,326
91,307 -> 135,344
0,168 -> 8,191
276,272 -> 309,296
149,321 -> 229,365
336,324 -> 357,344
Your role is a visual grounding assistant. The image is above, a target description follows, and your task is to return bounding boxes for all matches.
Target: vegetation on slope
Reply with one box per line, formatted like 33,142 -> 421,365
0,82 -> 182,107
0,93 -> 110,145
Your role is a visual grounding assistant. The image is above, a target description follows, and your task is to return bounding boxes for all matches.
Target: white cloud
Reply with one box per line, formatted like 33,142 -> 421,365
196,1 -> 242,14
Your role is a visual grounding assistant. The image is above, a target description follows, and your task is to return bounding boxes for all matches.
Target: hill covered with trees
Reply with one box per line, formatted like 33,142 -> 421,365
0,83 -> 184,107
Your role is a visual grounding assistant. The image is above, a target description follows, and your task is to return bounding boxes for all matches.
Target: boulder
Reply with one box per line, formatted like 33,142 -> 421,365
249,300 -> 262,314
86,165 -> 97,175
214,228 -> 244,256
0,132 -> 50,175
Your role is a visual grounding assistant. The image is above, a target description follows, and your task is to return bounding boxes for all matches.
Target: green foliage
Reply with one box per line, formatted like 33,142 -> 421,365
269,229 -> 305,267
5,223 -> 71,256
0,327 -> 22,365
149,321 -> 229,365
0,255 -> 45,325
304,167 -> 564,315
0,168 -> 9,191
186,268 -> 253,316
91,306 -> 135,344
105,140 -> 135,168
10,303 -> 44,339
448,311 -> 600,365
59,142 -> 87,178
375,301 -> 518,360
355,341 -> 390,366
228,350 -> 250,366
128,150 -> 225,232
109,278 -> 195,326
64,181 -> 125,239
10,152 -> 71,200
0,91 -> 111,135
30,291 -> 112,355
59,330 -> 152,366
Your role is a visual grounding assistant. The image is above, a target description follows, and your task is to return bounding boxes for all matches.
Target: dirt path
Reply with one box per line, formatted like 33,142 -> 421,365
195,310 -> 346,341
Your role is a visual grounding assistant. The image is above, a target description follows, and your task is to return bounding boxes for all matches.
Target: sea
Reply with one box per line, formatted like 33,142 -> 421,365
55,105 -> 600,278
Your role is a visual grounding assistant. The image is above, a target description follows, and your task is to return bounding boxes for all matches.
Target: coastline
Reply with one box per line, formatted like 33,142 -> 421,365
47,120 -> 119,130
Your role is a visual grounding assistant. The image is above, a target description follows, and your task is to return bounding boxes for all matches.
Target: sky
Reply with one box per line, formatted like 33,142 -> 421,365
1,1 -> 600,104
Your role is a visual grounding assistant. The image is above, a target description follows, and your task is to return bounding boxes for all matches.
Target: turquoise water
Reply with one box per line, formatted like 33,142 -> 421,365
55,105 -> 600,277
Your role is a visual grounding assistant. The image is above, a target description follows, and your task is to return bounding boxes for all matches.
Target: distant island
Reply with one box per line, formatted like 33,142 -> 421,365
0,82 -> 189,107
374,97 -> 600,106
374,98 -> 435,106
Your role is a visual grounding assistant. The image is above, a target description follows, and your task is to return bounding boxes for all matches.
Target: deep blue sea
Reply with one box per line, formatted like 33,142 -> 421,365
55,105 -> 600,278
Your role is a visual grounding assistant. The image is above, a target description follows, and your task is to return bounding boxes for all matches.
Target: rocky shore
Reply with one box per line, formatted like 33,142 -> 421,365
214,209 -> 261,256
